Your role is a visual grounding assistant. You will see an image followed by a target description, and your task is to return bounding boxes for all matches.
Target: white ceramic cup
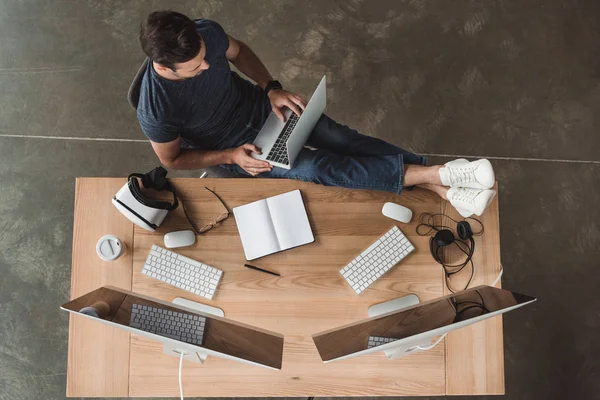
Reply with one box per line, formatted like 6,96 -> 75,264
96,234 -> 126,262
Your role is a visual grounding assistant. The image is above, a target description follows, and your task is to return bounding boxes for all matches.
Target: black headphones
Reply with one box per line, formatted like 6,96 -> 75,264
128,166 -> 178,211
430,221 -> 475,265
417,213 -> 484,293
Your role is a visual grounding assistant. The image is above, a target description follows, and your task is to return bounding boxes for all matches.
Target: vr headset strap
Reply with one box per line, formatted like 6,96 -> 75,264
128,167 -> 179,211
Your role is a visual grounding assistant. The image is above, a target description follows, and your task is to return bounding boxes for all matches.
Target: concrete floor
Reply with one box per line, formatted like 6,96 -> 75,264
1,0 -> 599,399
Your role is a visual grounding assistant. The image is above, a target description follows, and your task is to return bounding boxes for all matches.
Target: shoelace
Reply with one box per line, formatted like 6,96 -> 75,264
447,166 -> 476,186
452,188 -> 478,204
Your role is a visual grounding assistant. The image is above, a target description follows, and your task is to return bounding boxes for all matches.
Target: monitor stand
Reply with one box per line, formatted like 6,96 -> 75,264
367,294 -> 433,360
162,297 -> 225,365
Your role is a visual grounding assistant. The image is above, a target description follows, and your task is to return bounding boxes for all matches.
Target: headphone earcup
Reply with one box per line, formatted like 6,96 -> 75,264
430,236 -> 445,264
457,221 -> 474,240
431,230 -> 455,265
434,229 -> 455,246
430,237 -> 440,263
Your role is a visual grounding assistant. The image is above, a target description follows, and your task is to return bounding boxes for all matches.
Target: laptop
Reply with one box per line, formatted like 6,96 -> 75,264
252,76 -> 327,169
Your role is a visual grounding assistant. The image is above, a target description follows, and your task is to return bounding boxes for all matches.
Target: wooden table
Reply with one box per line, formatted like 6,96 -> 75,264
67,178 -> 503,397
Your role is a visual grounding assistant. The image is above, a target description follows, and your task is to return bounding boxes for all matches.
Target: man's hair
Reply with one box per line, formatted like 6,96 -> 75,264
140,11 -> 201,70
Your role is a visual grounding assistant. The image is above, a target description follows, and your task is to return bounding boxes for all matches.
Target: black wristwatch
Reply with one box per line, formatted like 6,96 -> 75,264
264,80 -> 283,96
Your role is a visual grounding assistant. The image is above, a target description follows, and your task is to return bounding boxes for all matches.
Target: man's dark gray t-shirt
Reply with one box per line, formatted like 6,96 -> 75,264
137,19 -> 269,149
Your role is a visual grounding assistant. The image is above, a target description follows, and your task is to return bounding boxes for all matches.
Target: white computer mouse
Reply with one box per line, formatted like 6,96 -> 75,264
382,202 -> 413,223
164,230 -> 196,249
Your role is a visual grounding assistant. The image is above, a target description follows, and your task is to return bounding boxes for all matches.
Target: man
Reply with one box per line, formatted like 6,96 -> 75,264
137,11 -> 496,217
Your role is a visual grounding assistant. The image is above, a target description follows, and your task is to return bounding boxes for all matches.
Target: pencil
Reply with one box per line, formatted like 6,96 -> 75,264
244,264 -> 280,277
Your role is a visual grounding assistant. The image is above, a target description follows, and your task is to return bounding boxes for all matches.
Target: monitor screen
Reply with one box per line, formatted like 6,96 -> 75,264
313,285 -> 535,362
62,286 -> 284,369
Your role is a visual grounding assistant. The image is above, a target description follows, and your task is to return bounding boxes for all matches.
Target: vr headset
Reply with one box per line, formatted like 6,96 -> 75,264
112,167 -> 178,232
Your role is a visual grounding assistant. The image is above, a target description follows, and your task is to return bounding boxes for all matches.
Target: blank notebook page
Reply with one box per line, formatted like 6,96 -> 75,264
233,199 -> 280,260
267,190 -> 314,250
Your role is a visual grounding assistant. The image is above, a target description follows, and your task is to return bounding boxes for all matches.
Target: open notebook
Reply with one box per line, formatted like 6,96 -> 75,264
233,190 -> 314,260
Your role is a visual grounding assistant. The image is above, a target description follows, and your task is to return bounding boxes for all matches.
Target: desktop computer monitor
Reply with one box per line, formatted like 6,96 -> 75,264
61,286 -> 284,370
312,285 -> 536,362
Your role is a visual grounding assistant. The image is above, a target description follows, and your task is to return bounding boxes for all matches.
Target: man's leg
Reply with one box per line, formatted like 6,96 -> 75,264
222,110 -> 496,217
257,147 -> 406,192
228,144 -> 496,218
404,165 -> 442,186
232,148 -> 441,194
418,183 -> 449,199
305,114 -> 425,165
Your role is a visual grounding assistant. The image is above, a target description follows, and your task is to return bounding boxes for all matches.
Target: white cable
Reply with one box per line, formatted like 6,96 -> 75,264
416,333 -> 447,351
178,351 -> 185,400
492,265 -> 504,287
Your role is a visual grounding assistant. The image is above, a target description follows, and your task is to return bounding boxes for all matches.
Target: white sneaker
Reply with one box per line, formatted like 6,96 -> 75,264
447,187 -> 496,217
439,158 -> 495,189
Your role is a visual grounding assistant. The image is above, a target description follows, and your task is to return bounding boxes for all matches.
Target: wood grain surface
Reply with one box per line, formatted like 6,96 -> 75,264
68,177 -> 503,397
67,178 -> 133,397
441,183 -> 505,395
129,179 -> 446,397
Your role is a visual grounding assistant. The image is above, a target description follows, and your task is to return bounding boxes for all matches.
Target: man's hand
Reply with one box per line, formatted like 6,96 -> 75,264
228,143 -> 273,176
268,89 -> 307,122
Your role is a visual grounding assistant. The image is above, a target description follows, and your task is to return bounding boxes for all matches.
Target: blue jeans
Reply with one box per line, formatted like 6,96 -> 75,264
219,112 -> 427,194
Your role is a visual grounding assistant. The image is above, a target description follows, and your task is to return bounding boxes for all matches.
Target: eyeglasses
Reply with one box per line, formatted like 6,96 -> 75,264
182,187 -> 230,234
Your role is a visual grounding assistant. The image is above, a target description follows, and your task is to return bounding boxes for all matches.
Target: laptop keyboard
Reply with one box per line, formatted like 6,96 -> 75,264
266,113 -> 299,165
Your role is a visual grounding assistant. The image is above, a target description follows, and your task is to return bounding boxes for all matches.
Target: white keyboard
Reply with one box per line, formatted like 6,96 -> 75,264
142,245 -> 223,300
339,226 -> 415,294
368,335 -> 398,349
130,303 -> 206,345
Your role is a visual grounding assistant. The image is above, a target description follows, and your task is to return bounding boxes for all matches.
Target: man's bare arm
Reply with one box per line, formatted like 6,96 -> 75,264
150,138 -> 272,176
225,34 -> 307,121
151,137 -> 231,170
225,34 -> 271,89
